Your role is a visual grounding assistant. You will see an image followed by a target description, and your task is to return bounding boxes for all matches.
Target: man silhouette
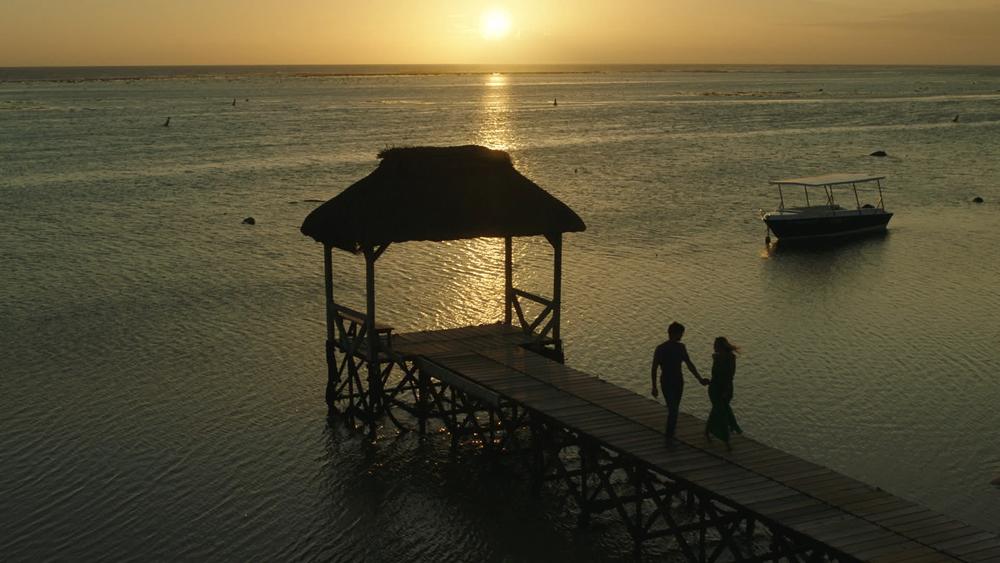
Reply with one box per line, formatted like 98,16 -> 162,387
651,321 -> 707,444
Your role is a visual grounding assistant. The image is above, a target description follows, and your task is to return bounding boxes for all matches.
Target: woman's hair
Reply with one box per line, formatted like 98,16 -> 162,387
714,336 -> 740,355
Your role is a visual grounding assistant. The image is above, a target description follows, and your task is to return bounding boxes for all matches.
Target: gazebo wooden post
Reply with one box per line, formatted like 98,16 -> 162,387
504,236 -> 513,326
551,233 -> 563,351
323,244 -> 337,408
363,245 -> 380,440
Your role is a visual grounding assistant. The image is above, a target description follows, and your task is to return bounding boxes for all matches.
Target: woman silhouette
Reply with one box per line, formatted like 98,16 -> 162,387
705,336 -> 742,449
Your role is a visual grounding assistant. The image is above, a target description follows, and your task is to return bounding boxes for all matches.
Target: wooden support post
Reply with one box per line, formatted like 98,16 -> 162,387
504,236 -> 512,326
417,369 -> 429,435
633,466 -> 644,556
488,410 -> 496,449
698,501 -> 707,562
578,443 -> 591,528
364,245 -> 379,440
551,233 -> 562,350
323,244 -> 337,408
530,422 -> 544,497
449,388 -> 460,449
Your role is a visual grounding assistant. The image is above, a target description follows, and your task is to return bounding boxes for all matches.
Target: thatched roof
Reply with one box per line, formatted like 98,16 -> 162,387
301,145 -> 586,252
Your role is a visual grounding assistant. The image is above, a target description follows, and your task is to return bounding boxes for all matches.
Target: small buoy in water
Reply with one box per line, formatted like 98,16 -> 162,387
242,217 -> 256,225
553,98 -> 557,106
953,114 -> 960,123
972,197 -> 984,203
870,150 -> 887,157
232,98 -> 237,106
163,116 -> 170,127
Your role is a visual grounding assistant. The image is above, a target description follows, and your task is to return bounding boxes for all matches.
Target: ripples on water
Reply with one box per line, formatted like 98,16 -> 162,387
2,66 -> 999,560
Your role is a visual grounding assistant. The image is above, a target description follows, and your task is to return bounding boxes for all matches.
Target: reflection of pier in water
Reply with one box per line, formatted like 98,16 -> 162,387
302,146 -> 999,561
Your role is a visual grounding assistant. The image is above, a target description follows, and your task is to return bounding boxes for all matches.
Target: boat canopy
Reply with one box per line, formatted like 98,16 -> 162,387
770,173 -> 886,188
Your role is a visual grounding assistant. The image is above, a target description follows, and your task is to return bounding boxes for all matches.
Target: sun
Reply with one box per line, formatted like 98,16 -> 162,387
481,8 -> 512,40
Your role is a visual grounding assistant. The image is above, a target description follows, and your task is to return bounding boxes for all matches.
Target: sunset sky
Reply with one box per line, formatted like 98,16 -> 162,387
3,0 -> 999,67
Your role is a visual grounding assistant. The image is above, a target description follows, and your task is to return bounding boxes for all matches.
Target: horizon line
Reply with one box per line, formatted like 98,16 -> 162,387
4,62 -> 1000,70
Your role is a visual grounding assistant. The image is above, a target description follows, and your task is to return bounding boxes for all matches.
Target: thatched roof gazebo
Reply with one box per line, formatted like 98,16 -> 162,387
302,145 -> 584,250
302,145 -> 585,432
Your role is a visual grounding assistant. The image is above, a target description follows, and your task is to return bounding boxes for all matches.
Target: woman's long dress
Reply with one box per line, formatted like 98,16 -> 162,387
706,353 -> 742,443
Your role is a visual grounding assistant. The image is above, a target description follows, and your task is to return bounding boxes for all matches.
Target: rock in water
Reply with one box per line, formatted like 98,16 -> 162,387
870,150 -> 887,157
972,197 -> 984,203
242,217 -> 256,225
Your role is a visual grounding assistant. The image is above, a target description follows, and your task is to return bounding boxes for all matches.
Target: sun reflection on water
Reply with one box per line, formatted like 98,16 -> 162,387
476,73 -> 515,151
355,74 -> 536,332
485,72 -> 506,88
419,74 -> 516,328
434,237 -> 506,327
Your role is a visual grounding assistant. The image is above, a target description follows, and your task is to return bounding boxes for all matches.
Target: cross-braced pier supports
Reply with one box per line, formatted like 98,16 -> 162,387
525,419 -> 854,562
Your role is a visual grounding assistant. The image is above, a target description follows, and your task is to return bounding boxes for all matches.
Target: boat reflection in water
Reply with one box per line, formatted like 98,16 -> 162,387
763,228 -> 889,258
761,174 -> 893,244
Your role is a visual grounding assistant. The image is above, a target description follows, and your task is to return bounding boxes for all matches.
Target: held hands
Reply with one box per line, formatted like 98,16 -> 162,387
699,377 -> 710,386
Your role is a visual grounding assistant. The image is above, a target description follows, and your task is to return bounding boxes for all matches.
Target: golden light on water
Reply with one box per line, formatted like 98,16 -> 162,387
434,68 -> 529,328
456,237 -> 505,315
425,238 -> 506,328
485,72 -> 506,88
480,8 -> 512,40
476,73 -> 513,151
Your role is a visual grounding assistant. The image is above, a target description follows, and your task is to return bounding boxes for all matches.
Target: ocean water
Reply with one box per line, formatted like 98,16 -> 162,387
2,65 -> 999,560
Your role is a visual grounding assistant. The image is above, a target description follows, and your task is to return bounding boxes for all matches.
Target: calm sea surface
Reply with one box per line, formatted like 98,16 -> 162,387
2,65 -> 999,560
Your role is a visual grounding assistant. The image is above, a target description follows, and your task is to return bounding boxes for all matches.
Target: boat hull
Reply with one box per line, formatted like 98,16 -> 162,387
764,211 -> 892,241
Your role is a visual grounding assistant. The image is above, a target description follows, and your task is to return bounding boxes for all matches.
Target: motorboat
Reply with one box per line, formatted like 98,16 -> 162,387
762,173 -> 893,243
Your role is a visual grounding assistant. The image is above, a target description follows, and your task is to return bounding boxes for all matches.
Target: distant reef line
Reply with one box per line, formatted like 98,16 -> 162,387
1,64 -> 946,84
4,64 -> 996,84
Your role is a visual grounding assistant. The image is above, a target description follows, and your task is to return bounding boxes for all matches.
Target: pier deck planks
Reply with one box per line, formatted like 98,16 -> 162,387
391,325 -> 996,561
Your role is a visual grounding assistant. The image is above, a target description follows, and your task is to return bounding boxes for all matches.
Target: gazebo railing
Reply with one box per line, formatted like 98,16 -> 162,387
327,303 -> 400,429
509,288 -> 556,342
502,233 -> 563,356
332,304 -> 394,357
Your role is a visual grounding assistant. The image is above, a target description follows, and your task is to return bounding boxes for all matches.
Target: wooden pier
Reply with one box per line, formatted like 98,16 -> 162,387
359,323 -> 996,562
301,146 -> 998,562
